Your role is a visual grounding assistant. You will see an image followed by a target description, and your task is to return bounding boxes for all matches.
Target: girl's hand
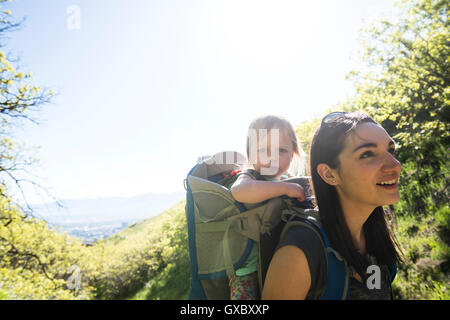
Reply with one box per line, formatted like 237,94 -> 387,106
284,183 -> 306,202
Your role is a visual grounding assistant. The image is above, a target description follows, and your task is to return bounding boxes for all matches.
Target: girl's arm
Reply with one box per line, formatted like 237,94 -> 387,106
261,245 -> 311,300
230,174 -> 305,204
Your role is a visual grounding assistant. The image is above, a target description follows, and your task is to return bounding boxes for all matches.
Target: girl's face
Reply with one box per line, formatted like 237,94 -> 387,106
253,129 -> 294,180
331,122 -> 402,211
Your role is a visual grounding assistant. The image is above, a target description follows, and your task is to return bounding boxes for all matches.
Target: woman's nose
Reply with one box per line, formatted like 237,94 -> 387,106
382,152 -> 401,173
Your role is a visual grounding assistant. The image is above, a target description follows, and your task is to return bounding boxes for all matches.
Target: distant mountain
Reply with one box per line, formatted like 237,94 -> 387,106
32,192 -> 185,225
30,192 -> 185,242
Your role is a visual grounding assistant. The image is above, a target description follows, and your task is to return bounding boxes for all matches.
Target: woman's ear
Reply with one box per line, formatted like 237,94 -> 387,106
316,163 -> 338,186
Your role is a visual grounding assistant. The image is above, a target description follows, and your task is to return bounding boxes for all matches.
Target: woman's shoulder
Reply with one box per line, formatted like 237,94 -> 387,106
276,222 -> 328,299
262,240 -> 311,299
277,223 -> 325,253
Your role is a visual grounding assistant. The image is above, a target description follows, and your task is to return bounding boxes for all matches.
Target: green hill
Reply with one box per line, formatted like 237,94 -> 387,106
0,197 -> 190,300
89,200 -> 190,300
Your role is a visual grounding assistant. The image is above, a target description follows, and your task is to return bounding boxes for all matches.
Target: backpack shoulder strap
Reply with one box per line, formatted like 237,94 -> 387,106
185,164 -> 208,299
314,224 -> 351,300
388,260 -> 397,283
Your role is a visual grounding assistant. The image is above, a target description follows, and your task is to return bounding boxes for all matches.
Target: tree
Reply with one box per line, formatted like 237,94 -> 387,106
0,1 -> 83,300
0,0 -> 54,213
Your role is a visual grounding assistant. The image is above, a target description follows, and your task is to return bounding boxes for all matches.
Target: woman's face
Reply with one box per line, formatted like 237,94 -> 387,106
332,122 -> 402,211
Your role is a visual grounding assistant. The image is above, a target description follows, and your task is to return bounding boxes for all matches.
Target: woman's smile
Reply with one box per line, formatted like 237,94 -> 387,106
376,176 -> 399,190
376,180 -> 398,190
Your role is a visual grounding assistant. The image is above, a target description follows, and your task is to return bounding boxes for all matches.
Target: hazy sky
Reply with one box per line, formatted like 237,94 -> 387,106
3,0 -> 398,203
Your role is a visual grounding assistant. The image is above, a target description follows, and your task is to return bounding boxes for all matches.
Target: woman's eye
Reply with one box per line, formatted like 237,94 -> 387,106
360,151 -> 374,159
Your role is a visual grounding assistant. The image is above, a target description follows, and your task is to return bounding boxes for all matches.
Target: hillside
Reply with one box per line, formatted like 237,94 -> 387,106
0,197 -> 190,300
87,199 -> 190,300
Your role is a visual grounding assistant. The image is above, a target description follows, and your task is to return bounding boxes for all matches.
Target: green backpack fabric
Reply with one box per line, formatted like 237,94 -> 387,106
184,151 -> 313,299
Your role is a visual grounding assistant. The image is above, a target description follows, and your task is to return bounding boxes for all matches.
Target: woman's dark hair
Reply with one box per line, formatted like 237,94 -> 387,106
309,111 -> 402,281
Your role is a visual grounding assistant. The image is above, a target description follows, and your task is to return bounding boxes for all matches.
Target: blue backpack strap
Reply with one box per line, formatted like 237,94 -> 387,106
185,164 -> 208,299
318,227 -> 351,300
389,260 -> 397,283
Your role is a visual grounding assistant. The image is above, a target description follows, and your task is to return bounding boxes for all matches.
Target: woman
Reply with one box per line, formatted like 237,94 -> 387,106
262,111 -> 403,299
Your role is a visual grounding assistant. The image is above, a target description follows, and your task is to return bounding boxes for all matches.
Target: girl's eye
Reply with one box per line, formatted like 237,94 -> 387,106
360,151 -> 374,159
279,148 -> 287,153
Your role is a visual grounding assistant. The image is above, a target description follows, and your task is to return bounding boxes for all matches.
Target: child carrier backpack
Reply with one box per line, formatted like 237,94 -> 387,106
184,151 -> 397,300
184,151 -> 313,299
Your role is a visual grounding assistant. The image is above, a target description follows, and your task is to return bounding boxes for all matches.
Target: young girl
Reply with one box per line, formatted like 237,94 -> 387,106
228,114 -> 307,300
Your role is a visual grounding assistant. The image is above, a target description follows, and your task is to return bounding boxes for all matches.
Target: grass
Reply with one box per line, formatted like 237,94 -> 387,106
392,205 -> 449,300
107,200 -> 191,300
0,289 -> 11,300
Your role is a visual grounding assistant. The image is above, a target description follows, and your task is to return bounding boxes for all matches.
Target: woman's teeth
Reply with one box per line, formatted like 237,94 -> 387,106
377,179 -> 397,185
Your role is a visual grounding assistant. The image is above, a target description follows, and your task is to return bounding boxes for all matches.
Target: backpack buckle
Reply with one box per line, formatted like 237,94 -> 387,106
237,218 -> 249,231
222,169 -> 242,178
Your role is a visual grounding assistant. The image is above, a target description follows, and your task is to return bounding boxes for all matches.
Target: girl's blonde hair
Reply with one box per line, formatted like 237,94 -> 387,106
246,114 -> 307,177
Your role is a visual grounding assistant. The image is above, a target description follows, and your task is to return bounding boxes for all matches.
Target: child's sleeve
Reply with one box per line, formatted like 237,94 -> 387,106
238,169 -> 259,180
227,169 -> 257,189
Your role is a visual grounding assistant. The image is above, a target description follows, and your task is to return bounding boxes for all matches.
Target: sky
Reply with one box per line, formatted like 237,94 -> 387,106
2,0 -> 398,204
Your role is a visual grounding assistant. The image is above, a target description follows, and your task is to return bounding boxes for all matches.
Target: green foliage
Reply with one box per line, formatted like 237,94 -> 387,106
131,203 -> 190,300
295,118 -> 321,154
392,211 -> 449,299
0,186 -> 96,299
0,0 -> 54,207
0,2 -> 84,300
1,194 -> 190,300
435,204 -> 450,232
0,289 -> 10,300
